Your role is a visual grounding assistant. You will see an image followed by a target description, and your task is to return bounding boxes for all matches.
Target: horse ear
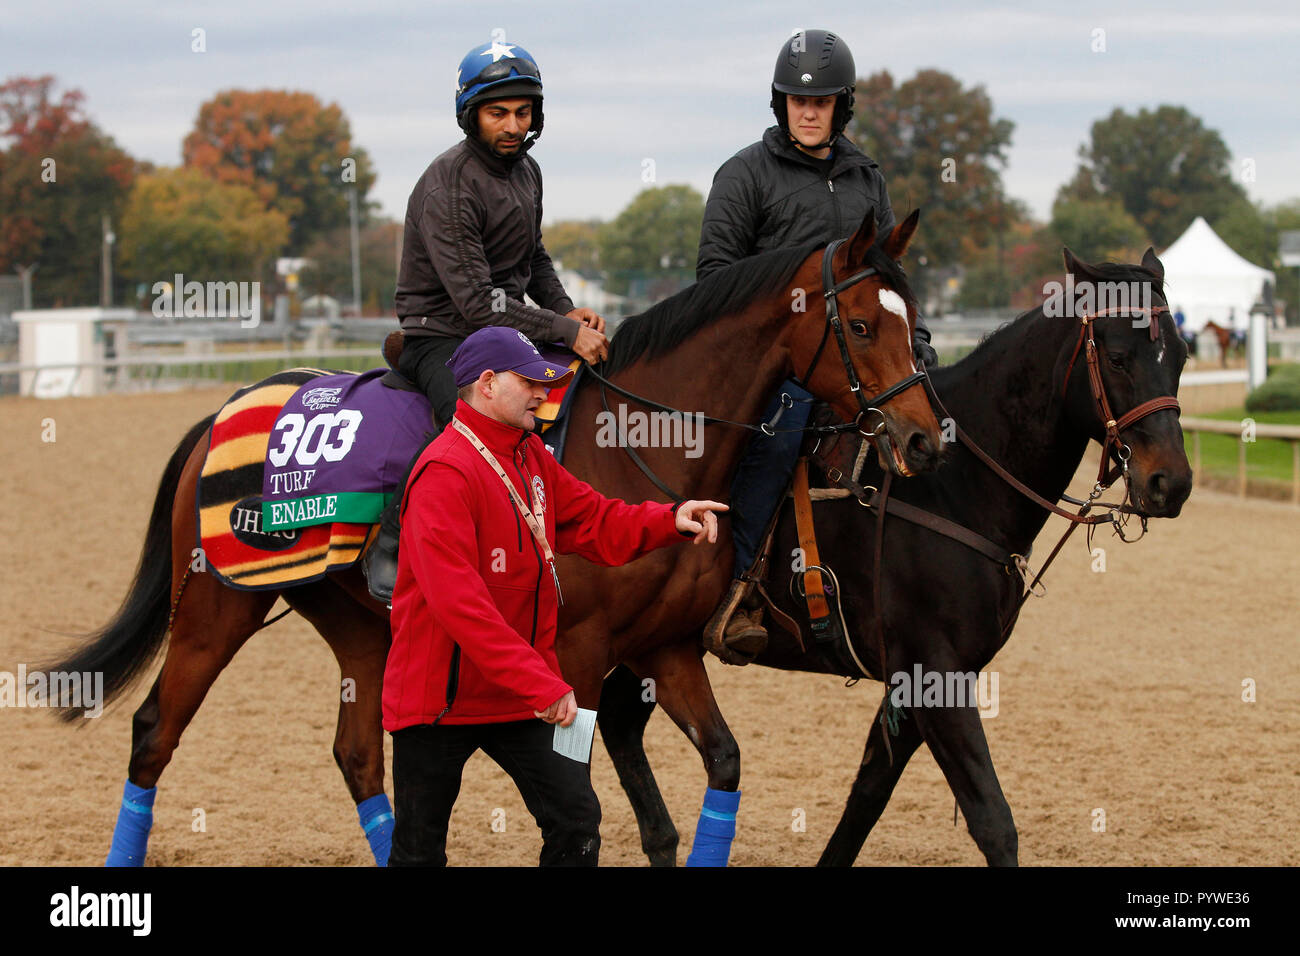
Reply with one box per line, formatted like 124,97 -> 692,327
1062,246 -> 1099,280
846,212 -> 879,265
1141,246 -> 1164,281
883,209 -> 920,260
1062,247 -> 1081,275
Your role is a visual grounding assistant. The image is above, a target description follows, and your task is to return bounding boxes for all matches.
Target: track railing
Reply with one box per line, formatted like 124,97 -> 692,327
1181,416 -> 1300,504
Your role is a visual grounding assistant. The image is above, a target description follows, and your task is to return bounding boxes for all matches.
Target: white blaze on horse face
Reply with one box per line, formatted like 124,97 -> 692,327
878,289 -> 916,372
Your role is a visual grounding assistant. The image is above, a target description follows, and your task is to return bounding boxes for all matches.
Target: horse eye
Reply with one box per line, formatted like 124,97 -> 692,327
850,320 -> 870,337
1107,353 -> 1126,371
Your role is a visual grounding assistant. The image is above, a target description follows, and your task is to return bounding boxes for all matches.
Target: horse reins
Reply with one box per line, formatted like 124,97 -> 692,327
810,303 -> 1182,754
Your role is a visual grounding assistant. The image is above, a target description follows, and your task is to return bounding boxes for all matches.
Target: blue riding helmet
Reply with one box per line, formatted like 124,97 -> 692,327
455,40 -> 544,140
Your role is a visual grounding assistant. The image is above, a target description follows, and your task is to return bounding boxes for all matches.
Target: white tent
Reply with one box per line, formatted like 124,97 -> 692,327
1158,216 -> 1274,334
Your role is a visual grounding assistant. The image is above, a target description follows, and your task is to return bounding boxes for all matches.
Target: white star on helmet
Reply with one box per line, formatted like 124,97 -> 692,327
482,40 -> 516,62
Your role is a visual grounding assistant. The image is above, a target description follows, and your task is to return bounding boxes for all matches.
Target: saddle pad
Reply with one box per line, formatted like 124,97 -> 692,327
196,367 -> 432,591
261,368 -> 433,530
532,349 -> 583,462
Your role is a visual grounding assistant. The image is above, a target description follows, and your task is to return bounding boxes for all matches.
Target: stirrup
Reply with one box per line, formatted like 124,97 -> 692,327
703,580 -> 767,666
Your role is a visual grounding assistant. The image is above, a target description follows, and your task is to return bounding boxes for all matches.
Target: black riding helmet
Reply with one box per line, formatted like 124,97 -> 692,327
770,29 -> 856,148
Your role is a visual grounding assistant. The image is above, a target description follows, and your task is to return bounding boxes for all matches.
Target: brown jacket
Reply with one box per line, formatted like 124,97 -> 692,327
395,135 -> 580,346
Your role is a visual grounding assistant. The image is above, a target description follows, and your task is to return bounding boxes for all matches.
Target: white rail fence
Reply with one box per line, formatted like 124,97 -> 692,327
1181,415 -> 1300,504
0,348 -> 381,398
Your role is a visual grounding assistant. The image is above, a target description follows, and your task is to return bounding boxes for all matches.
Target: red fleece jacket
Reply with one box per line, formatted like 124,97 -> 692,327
383,399 -> 687,731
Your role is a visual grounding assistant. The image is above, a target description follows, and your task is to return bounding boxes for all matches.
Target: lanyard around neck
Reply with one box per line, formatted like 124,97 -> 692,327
451,416 -> 563,604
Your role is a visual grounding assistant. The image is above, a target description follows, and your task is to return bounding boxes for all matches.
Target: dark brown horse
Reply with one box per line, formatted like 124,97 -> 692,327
52,211 -> 943,865
595,247 -> 1194,865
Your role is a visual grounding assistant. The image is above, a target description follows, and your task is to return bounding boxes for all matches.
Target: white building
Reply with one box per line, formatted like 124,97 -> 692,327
13,307 -> 136,397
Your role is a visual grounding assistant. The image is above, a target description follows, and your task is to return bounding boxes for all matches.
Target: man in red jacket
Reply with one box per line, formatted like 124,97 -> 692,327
383,326 -> 726,866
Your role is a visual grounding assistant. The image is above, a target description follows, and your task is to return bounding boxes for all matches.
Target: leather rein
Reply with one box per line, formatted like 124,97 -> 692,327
810,303 -> 1182,736
587,238 -> 926,501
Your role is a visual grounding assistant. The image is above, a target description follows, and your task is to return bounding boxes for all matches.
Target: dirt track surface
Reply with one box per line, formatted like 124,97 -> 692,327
2,388 -> 1296,866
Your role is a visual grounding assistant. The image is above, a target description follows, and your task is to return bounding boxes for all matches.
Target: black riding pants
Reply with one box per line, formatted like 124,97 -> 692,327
396,333 -> 463,428
388,719 -> 601,867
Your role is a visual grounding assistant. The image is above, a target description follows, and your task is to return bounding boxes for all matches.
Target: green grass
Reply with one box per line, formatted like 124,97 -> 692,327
1184,405 -> 1300,486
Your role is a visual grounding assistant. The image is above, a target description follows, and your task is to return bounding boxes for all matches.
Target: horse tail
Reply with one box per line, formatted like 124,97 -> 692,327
48,413 -> 215,724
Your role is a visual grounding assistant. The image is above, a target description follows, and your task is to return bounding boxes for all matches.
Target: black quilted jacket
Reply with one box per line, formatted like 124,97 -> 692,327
697,126 -> 929,343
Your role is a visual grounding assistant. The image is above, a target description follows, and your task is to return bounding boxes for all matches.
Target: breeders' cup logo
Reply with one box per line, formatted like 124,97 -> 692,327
531,475 -> 546,514
516,330 -> 540,356
301,386 -> 343,411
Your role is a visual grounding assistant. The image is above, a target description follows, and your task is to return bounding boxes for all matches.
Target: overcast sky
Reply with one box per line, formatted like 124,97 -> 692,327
5,0 -> 1297,238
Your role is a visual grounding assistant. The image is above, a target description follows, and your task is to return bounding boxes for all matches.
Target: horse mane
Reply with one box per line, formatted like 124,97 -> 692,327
603,235 -> 917,376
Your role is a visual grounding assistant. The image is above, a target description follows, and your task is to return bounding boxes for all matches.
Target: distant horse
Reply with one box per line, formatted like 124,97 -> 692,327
1201,320 -> 1245,368
51,212 -> 944,865
596,247 -> 1192,865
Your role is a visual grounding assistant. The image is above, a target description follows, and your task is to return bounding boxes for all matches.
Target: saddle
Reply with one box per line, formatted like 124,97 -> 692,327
379,329 -> 585,459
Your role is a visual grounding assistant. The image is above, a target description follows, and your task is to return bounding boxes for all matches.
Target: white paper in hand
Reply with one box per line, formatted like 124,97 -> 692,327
552,707 -> 598,763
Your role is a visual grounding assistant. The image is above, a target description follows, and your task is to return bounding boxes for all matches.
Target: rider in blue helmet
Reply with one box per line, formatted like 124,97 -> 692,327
365,38 -> 608,607
454,40 -> 545,143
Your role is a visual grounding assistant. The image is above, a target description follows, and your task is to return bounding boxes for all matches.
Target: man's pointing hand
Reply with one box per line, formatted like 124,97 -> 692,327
675,500 -> 728,544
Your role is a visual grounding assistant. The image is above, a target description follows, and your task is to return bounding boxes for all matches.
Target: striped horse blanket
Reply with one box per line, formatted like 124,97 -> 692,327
196,355 -> 583,592
197,368 -> 433,591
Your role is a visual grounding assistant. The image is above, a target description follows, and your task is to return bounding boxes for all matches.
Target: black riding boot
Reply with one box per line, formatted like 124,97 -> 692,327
363,435 -> 435,606
362,497 -> 403,606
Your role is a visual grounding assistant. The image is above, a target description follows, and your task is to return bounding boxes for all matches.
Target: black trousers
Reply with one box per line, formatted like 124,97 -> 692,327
388,719 -> 601,867
397,334 -> 463,427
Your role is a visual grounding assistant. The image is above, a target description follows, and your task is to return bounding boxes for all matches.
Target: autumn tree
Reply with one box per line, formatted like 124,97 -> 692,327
598,185 -> 704,295
0,75 -> 136,306
299,219 -> 402,316
543,219 -> 603,275
183,89 -> 377,252
118,167 -> 289,298
1048,195 -> 1148,265
848,69 -> 1014,300
1059,105 -> 1247,248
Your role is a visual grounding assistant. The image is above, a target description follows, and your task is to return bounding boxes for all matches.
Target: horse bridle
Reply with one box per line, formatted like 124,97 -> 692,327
586,237 -> 929,500
1060,303 -> 1182,489
796,237 -> 928,440
806,299 -> 1186,733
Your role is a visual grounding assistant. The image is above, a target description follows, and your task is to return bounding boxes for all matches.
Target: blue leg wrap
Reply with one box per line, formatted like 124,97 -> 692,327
105,780 -> 156,867
357,793 -> 394,867
686,787 -> 742,867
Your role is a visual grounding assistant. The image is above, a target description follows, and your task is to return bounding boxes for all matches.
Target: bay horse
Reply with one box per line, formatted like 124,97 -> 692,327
51,211 -> 944,865
1201,319 -> 1244,368
595,247 -> 1193,865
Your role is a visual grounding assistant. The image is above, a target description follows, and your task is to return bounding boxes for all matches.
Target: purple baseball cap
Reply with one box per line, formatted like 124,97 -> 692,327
447,326 -> 575,389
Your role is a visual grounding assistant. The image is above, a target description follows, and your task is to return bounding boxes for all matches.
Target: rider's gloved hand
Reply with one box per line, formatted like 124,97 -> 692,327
913,337 -> 938,370
910,302 -> 938,370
